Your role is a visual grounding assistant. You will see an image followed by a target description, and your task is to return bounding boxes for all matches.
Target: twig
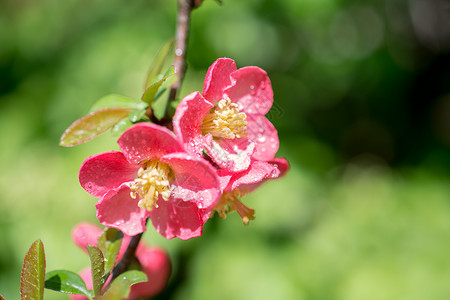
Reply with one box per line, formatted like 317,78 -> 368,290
168,0 -> 198,102
108,231 -> 144,284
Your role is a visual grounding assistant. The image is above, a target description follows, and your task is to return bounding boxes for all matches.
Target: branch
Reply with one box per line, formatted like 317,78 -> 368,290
108,231 -> 144,284
168,0 -> 199,102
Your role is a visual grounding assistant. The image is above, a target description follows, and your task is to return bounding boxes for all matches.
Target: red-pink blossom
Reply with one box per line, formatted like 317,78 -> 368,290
71,223 -> 171,300
214,157 -> 289,224
79,123 -> 221,239
173,58 -> 279,173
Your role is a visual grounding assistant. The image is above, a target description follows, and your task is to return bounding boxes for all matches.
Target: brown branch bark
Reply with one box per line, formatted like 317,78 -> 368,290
168,0 -> 197,102
108,231 -> 144,284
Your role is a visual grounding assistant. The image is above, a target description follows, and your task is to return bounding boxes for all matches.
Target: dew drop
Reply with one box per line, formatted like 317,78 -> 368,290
258,136 -> 266,143
261,147 -> 267,152
271,144 -> 277,148
175,48 -> 183,56
261,81 -> 266,89
269,137 -> 276,143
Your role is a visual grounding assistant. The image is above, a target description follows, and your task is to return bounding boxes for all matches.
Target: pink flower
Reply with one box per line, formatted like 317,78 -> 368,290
79,123 -> 221,239
214,157 -> 289,224
71,223 -> 171,300
173,58 -> 279,173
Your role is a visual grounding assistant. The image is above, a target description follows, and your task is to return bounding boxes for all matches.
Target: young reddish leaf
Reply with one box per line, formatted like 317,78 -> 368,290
90,94 -> 147,112
20,239 -> 46,300
141,66 -> 175,106
45,270 -> 92,298
96,228 -> 123,278
59,108 -> 131,147
86,245 -> 105,297
0,294 -> 5,300
144,39 -> 174,90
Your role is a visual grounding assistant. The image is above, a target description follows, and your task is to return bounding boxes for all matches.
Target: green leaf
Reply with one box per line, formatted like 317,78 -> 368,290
90,94 -> 147,112
111,119 -> 133,137
59,108 -> 131,147
141,65 -> 175,106
144,38 -> 174,90
97,271 -> 147,300
98,278 -> 130,300
128,109 -> 150,123
21,239 -> 46,300
116,270 -> 147,286
86,245 -> 105,297
45,270 -> 91,298
97,228 -> 123,279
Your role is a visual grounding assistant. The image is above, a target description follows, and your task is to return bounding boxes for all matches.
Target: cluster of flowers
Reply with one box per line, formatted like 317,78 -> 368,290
79,58 -> 289,241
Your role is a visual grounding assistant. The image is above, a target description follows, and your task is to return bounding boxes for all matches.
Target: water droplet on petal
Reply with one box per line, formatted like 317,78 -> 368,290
258,136 -> 266,143
261,147 -> 267,152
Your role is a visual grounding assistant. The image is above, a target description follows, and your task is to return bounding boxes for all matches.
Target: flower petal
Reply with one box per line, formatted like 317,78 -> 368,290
160,152 -> 220,210
270,157 -> 290,178
149,199 -> 203,240
79,151 -> 138,198
246,115 -> 279,161
217,169 -> 233,192
130,248 -> 171,299
96,184 -> 150,236
234,159 -> 287,194
172,91 -> 214,156
225,66 -> 273,115
203,58 -> 237,104
227,160 -> 280,192
118,123 -> 184,164
204,138 -> 256,173
72,223 -> 102,252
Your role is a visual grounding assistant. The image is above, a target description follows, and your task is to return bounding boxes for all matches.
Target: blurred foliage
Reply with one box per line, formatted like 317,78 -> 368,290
1,0 -> 450,299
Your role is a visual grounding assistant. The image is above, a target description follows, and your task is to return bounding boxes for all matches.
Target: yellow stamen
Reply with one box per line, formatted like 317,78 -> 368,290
130,160 -> 172,211
214,189 -> 255,225
202,98 -> 248,139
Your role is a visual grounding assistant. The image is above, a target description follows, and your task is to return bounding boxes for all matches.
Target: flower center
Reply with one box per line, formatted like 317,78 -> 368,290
130,160 -> 172,211
214,189 -> 255,225
202,98 -> 248,139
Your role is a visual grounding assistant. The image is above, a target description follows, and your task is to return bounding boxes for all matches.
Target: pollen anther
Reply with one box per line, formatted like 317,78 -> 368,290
202,98 -> 248,139
130,160 -> 172,211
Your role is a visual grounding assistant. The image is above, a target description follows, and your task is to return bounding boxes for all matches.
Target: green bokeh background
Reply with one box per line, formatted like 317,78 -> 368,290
1,0 -> 450,299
